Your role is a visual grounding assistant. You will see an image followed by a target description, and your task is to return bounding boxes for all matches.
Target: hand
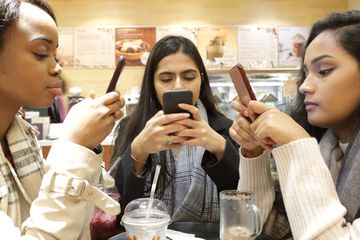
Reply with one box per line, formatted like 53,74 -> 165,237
60,91 -> 124,149
247,101 -> 310,146
229,100 -> 265,157
172,103 -> 227,160
131,111 -> 191,164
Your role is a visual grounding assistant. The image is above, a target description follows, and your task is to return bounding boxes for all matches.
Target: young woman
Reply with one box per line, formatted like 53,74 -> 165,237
0,0 -> 124,238
112,36 -> 239,223
230,10 -> 360,239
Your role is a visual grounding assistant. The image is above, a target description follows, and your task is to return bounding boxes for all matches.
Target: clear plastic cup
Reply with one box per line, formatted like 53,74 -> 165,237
121,198 -> 171,240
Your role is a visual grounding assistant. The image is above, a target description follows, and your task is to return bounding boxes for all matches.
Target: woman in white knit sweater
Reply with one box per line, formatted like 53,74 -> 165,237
229,10 -> 360,240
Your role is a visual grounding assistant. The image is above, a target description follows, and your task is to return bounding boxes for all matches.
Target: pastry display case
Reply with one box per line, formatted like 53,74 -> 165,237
208,68 -> 300,119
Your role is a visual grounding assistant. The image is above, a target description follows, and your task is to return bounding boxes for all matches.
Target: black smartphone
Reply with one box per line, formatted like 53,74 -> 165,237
229,63 -> 256,106
106,56 -> 126,93
163,89 -> 193,114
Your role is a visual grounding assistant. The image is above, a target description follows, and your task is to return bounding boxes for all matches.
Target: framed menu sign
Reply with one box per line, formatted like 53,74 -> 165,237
115,27 -> 156,66
74,27 -> 115,68
237,25 -> 278,69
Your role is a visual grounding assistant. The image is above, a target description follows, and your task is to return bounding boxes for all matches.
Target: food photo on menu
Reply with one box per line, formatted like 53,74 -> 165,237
115,27 -> 156,66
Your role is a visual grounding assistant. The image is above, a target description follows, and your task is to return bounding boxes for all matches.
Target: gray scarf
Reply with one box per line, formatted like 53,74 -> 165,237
145,101 -> 219,222
319,129 -> 360,222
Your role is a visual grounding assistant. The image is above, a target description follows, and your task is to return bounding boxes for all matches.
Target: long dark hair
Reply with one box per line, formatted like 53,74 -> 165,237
0,0 -> 56,50
112,35 -> 222,194
290,10 -> 360,141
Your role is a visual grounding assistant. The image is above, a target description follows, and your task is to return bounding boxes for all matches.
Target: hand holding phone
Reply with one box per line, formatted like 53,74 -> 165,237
106,56 -> 126,93
163,89 -> 193,114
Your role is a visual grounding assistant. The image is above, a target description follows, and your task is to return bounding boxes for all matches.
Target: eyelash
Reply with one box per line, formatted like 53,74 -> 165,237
34,52 -> 48,60
183,77 -> 195,81
34,52 -> 61,64
318,68 -> 334,77
160,76 -> 196,82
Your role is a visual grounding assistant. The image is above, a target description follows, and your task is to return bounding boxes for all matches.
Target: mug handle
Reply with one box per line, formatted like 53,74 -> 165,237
246,204 -> 262,238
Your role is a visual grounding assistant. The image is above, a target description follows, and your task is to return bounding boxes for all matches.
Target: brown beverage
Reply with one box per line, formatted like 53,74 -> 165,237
221,226 -> 252,240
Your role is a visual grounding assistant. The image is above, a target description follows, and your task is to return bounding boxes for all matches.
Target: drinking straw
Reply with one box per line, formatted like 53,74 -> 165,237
147,164 -> 161,217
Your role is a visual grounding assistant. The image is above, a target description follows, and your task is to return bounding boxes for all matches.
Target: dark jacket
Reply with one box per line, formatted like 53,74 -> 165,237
114,114 -> 240,224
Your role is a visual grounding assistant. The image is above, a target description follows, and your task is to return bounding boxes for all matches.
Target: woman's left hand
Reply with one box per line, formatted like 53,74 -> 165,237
247,101 -> 310,146
173,103 -> 226,160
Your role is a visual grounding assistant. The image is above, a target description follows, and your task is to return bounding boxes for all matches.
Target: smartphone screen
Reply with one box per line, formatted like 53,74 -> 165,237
106,56 -> 126,93
163,89 -> 193,114
229,64 -> 256,106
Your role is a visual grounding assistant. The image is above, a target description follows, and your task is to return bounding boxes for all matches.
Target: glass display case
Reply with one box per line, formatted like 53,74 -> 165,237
208,68 -> 300,119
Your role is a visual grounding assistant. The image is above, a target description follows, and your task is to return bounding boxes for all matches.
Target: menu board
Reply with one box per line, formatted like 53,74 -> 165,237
197,26 -> 237,69
58,26 -> 74,67
237,25 -> 278,69
115,27 -> 156,66
278,26 -> 310,67
73,27 -> 115,68
58,24 -> 311,70
156,26 -> 198,45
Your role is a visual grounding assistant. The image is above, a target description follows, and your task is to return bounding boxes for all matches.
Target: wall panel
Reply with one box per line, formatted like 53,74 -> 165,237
46,0 -> 347,96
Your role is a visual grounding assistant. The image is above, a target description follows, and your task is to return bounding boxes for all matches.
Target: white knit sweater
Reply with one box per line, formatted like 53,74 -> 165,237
238,138 -> 360,240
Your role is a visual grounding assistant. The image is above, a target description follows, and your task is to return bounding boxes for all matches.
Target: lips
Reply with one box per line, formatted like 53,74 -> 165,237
47,80 -> 63,96
304,101 -> 318,111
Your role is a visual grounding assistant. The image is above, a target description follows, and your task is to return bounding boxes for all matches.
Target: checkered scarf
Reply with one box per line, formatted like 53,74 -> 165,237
0,114 -> 44,227
144,101 -> 219,222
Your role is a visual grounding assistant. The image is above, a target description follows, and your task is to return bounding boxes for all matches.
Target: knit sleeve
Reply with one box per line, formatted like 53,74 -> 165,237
272,138 -> 360,240
237,149 -> 275,225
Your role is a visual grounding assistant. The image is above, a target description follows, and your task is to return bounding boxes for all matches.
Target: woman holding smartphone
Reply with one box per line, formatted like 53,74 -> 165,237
0,0 -> 124,238
230,10 -> 360,239
111,35 -> 239,223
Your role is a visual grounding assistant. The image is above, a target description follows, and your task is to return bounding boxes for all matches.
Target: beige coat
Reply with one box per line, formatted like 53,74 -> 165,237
0,115 -> 120,239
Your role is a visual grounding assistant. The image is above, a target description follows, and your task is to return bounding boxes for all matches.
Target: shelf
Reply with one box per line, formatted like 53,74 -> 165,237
207,68 -> 300,74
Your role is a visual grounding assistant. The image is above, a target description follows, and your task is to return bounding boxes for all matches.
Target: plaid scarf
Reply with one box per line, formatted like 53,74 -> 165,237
0,114 -> 44,227
145,101 -> 219,222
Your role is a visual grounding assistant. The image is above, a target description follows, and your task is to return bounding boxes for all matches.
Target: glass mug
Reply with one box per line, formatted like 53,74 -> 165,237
220,190 -> 262,240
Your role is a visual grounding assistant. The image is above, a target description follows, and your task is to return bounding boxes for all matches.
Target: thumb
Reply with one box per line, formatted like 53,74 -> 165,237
88,90 -> 96,99
231,100 -> 247,113
248,100 -> 273,115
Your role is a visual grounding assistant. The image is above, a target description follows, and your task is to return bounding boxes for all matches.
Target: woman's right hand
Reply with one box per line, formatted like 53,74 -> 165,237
229,100 -> 265,158
60,91 -> 124,150
130,111 -> 191,166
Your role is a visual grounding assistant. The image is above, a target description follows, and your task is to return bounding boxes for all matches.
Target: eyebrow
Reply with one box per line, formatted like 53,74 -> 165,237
158,69 -> 197,75
304,54 -> 334,70
181,69 -> 197,74
311,54 -> 333,65
31,36 -> 54,45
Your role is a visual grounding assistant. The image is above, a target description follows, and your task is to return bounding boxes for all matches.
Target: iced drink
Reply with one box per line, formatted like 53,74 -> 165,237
122,198 -> 170,240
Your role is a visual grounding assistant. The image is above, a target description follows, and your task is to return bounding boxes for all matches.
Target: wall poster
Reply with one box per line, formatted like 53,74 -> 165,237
237,25 -> 278,69
278,26 -> 310,67
115,27 -> 156,66
156,26 -> 198,45
73,27 -> 115,68
58,26 -> 74,68
197,26 -> 237,69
